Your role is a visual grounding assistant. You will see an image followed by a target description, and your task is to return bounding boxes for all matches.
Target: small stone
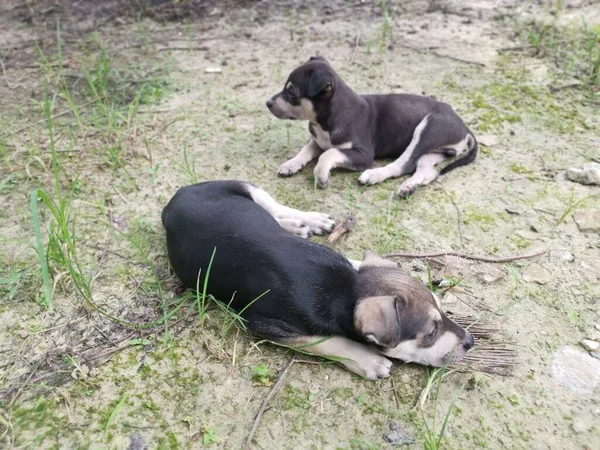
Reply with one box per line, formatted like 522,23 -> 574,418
595,324 -> 600,332
549,249 -> 574,262
477,266 -> 505,284
580,340 -> 600,352
516,230 -> 540,241
534,399 -> 543,407
478,134 -> 499,147
522,264 -> 552,285
204,67 -> 222,74
128,432 -> 148,450
566,163 -> 600,186
383,422 -> 415,445
506,204 -> 526,215
552,346 -> 600,396
573,210 -> 600,233
591,352 -> 598,359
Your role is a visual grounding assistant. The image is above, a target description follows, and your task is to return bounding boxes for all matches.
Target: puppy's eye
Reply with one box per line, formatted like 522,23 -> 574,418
426,324 -> 439,339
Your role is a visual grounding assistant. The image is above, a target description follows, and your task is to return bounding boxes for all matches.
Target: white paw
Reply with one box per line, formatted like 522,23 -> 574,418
396,182 -> 417,198
353,354 -> 393,380
297,211 -> 336,235
278,159 -> 304,177
358,168 -> 389,185
313,164 -> 330,189
276,218 -> 312,238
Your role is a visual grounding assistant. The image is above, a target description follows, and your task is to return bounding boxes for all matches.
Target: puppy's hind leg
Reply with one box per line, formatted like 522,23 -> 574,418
396,153 -> 446,198
247,185 -> 335,237
358,114 -> 431,186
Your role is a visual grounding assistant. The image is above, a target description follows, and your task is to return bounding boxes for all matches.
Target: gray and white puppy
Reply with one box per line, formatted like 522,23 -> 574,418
267,56 -> 478,197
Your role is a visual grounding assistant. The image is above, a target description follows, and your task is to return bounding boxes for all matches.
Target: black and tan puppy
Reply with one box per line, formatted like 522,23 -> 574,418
266,56 -> 478,197
162,181 -> 474,379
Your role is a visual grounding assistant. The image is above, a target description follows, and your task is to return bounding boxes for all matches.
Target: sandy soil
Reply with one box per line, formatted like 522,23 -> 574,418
1,0 -> 599,449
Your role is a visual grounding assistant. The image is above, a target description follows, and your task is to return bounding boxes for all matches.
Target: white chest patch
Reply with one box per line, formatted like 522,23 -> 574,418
311,122 -> 352,150
312,122 -> 333,149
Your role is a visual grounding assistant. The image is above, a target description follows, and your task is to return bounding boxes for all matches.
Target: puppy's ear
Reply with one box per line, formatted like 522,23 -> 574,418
362,249 -> 399,269
308,69 -> 332,97
309,55 -> 327,62
355,296 -> 402,348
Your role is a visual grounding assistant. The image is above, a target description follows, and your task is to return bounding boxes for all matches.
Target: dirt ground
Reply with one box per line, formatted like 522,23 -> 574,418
1,0 -> 599,449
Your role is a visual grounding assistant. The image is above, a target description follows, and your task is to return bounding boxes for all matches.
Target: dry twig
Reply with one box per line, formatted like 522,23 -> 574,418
385,248 -> 547,263
245,358 -> 297,450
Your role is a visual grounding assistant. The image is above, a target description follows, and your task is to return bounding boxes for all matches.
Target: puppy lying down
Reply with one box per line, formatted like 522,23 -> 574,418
162,181 -> 474,379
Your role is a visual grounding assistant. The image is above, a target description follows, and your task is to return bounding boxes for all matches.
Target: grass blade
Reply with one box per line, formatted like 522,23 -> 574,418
105,393 -> 129,432
30,189 -> 53,310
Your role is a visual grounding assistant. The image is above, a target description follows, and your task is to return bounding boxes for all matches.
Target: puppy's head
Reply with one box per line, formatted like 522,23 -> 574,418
354,250 -> 474,367
266,56 -> 336,121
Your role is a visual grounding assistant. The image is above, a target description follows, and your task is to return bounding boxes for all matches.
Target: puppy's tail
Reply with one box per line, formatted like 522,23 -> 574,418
439,132 -> 478,176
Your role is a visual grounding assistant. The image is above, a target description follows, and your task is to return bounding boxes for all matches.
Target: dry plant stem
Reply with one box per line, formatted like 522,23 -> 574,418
245,358 -> 297,450
385,248 -> 547,263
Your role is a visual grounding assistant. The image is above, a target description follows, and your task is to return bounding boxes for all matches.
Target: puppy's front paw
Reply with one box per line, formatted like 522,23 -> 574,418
361,355 -> 394,380
358,168 -> 388,186
299,212 -> 336,235
276,218 -> 312,238
313,165 -> 330,189
396,182 -> 417,199
278,159 -> 304,177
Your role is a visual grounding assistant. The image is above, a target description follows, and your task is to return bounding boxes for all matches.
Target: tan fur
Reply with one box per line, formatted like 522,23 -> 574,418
354,296 -> 400,347
284,335 -> 393,380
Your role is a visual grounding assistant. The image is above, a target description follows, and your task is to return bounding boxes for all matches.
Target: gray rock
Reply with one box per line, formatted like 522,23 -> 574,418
506,204 -> 526,215
552,346 -> 600,396
566,163 -> 600,186
580,339 -> 600,352
549,249 -> 574,262
522,264 -> 552,285
128,432 -> 148,450
383,422 -> 415,445
573,210 -> 600,233
477,266 -> 505,284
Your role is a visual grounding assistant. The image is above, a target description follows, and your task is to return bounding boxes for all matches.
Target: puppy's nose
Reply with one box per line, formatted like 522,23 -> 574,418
463,333 -> 475,351
266,99 -> 274,109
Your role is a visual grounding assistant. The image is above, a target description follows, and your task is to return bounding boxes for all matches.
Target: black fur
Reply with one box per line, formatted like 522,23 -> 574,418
161,181 -> 362,342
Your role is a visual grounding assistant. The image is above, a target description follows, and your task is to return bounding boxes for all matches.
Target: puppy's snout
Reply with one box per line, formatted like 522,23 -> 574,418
266,99 -> 274,109
463,332 -> 475,351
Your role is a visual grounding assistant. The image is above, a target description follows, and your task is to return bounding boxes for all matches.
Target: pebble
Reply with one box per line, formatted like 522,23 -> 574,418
522,264 -> 552,285
128,432 -> 148,450
478,134 -> 499,147
382,422 -> 415,445
549,249 -> 574,262
477,266 -> 505,284
573,209 -> 600,233
566,163 -> 600,186
580,340 -> 600,352
552,346 -> 600,396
